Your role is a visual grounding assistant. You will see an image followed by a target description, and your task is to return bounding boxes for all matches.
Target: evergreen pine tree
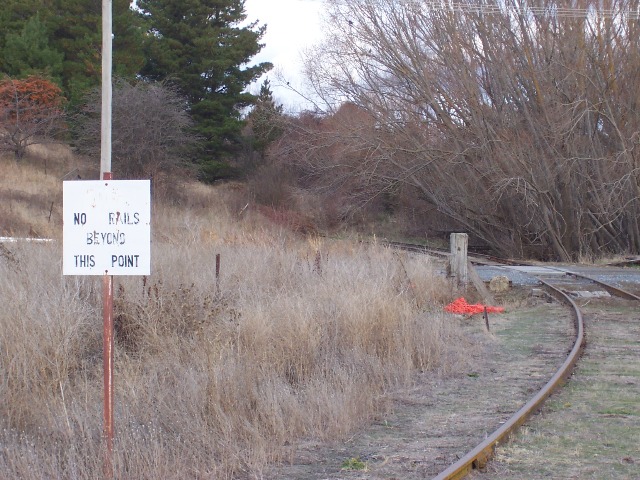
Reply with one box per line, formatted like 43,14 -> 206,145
137,0 -> 272,180
247,78 -> 284,158
49,0 -> 144,104
0,0 -> 144,104
1,13 -> 64,83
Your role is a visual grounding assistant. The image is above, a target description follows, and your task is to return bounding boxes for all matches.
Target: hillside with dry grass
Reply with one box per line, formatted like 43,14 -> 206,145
0,146 -> 469,478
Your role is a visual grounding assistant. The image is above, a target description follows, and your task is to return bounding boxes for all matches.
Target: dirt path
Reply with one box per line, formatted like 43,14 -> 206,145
473,297 -> 640,479
264,290 -> 575,479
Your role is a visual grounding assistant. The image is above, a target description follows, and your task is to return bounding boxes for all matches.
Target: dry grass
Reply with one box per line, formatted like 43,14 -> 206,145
0,157 -> 468,479
0,146 -> 88,238
485,300 -> 640,479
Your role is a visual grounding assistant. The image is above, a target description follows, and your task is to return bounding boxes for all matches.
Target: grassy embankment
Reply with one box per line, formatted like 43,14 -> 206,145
0,147 -> 467,478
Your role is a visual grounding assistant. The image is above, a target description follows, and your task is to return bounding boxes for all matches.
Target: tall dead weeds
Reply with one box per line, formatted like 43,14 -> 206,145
0,194 -> 467,479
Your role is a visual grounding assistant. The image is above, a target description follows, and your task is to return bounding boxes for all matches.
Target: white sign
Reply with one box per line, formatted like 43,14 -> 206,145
63,180 -> 151,275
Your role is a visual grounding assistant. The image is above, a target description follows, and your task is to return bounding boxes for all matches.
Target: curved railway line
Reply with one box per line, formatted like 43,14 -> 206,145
390,241 -> 640,479
265,241 -> 639,479
14,234 -> 616,478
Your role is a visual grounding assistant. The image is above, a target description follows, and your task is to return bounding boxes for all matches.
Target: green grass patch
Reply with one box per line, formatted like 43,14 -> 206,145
597,407 -> 636,416
341,457 -> 367,471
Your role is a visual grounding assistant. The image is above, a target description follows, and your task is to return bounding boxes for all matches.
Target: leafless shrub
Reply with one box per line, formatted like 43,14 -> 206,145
0,76 -> 67,160
74,79 -> 200,179
291,0 -> 640,260
247,162 -> 294,207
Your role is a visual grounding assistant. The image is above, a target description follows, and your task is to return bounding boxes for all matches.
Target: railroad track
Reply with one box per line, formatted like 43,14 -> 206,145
407,244 -> 640,479
267,240 -> 638,479
384,241 -> 531,270
479,285 -> 640,477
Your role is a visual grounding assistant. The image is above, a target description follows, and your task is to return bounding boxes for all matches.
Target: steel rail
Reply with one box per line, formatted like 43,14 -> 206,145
606,257 -> 640,267
386,239 -> 638,478
383,240 -> 523,266
432,278 -> 586,479
543,268 -> 640,301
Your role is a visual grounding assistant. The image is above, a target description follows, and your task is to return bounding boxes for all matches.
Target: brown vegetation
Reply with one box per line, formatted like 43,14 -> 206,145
0,76 -> 66,159
0,146 -> 94,238
73,79 -> 200,179
0,151 -> 465,479
285,0 -> 640,260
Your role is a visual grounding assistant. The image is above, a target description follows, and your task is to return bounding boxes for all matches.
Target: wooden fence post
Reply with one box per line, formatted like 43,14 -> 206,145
449,233 -> 468,287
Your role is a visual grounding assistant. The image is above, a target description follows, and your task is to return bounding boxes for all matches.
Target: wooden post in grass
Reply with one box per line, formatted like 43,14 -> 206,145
215,253 -> 221,295
449,233 -> 468,287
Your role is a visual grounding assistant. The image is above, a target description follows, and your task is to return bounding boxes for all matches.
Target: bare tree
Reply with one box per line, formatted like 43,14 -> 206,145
292,0 -> 640,259
0,75 -> 66,159
74,79 -> 200,179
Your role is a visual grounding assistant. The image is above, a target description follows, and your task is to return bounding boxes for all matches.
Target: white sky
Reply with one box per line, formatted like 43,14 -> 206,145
244,0 -> 326,112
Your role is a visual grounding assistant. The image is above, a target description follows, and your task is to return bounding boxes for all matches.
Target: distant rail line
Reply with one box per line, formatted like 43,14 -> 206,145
0,237 -> 54,243
386,240 -> 640,479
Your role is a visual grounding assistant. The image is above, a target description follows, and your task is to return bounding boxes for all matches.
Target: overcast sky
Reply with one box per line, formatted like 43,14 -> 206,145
244,0 -> 326,111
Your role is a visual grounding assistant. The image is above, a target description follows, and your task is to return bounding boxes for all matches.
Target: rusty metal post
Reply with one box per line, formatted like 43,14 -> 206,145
101,173 -> 114,477
102,272 -> 114,470
215,253 -> 221,294
101,0 -> 113,474
483,306 -> 490,332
